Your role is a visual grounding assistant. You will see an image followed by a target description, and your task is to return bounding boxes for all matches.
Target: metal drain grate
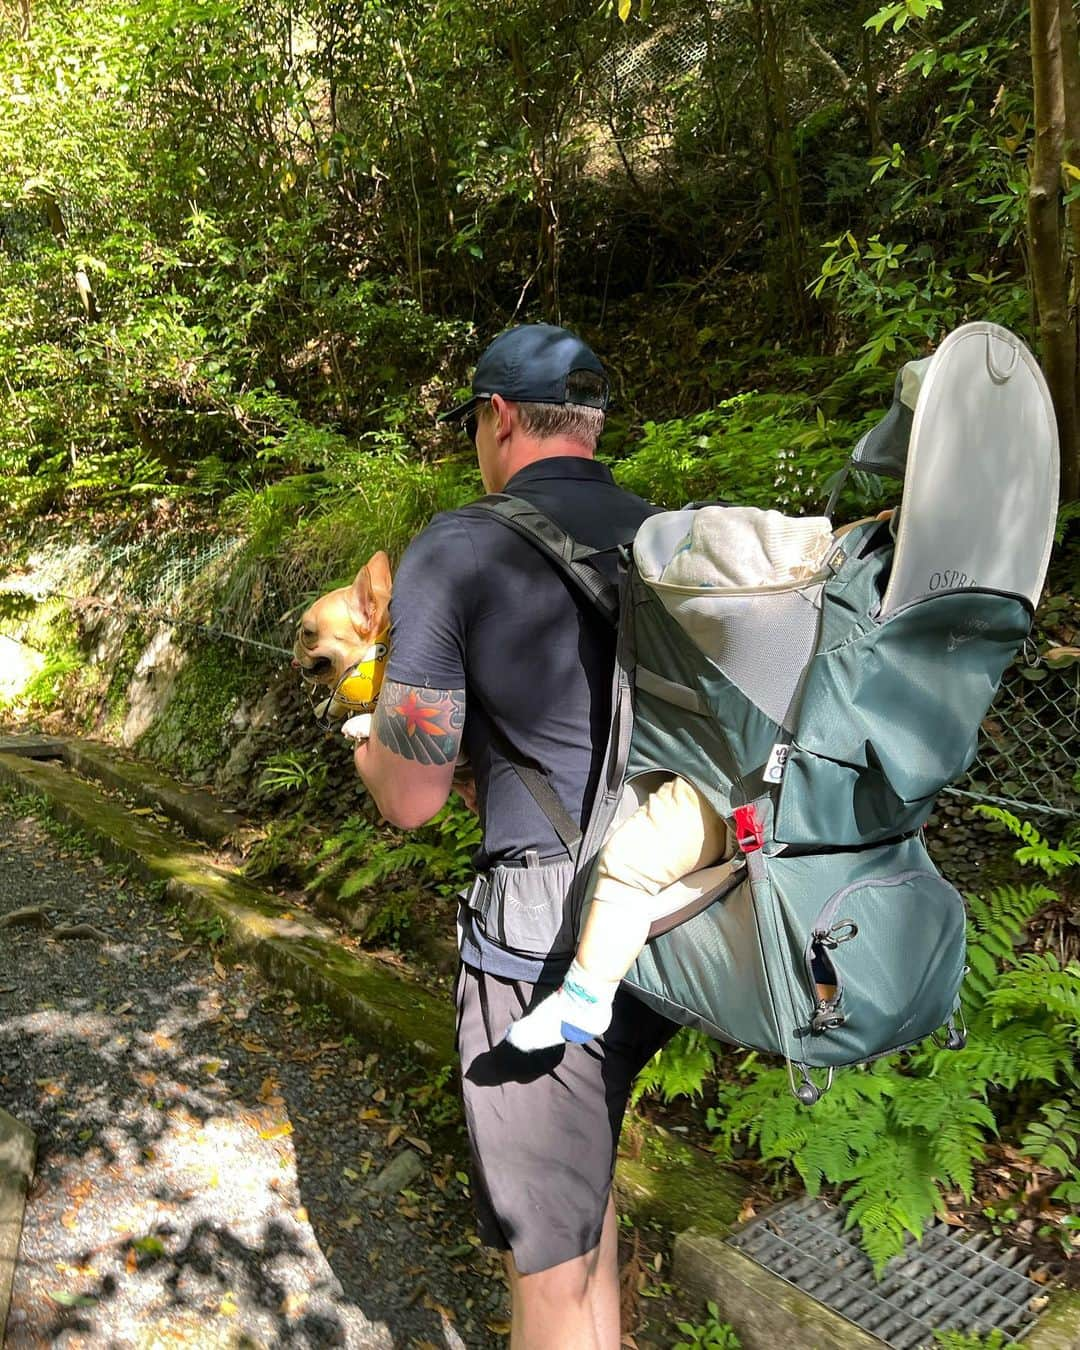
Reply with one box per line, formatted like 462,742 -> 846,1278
729,1196 -> 1046,1348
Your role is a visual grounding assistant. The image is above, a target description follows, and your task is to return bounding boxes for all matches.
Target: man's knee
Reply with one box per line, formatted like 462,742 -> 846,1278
508,1246 -> 601,1306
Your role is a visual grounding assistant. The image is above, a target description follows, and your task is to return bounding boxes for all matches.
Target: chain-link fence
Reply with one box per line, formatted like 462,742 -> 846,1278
1,530 -> 1077,822
952,658 -> 1080,820
1,528 -> 300,661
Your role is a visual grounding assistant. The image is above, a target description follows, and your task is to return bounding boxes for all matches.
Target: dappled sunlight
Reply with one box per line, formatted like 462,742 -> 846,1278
0,803 -> 490,1346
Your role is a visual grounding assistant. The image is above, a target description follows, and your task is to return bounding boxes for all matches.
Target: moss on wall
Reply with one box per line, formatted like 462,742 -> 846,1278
135,640 -> 268,780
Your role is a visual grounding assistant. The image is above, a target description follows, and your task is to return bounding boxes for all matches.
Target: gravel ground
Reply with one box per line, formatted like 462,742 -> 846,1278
0,804 -> 512,1349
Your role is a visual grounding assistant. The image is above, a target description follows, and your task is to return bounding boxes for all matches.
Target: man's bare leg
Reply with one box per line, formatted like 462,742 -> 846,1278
508,1194 -> 620,1349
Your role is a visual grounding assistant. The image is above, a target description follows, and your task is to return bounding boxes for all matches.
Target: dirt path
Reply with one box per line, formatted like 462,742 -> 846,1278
0,804 -> 510,1348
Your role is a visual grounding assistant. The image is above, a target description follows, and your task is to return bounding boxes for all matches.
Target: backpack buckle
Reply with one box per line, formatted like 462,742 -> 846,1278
733,804 -> 765,853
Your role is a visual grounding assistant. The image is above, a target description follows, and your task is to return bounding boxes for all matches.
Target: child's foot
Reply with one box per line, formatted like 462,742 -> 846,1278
506,963 -> 619,1052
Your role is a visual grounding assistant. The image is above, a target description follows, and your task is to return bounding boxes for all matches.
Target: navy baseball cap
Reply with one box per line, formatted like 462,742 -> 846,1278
440,323 -> 609,424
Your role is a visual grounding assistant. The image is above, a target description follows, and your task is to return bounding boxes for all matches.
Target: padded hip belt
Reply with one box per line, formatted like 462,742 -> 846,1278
465,852 -> 579,960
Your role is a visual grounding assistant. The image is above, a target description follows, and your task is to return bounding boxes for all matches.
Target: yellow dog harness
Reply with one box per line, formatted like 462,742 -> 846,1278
304,628 -> 390,729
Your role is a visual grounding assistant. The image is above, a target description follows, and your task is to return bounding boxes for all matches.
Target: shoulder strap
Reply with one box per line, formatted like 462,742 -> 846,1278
485,721 -> 583,854
461,493 -> 638,856
460,494 -> 624,626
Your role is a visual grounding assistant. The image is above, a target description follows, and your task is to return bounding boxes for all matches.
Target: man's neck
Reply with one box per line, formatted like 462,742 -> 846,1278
498,440 -> 592,490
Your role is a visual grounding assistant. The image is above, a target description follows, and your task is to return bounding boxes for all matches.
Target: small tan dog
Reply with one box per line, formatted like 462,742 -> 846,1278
292,552 -> 393,734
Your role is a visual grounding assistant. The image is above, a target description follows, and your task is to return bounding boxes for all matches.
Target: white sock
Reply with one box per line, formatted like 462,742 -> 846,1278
505,960 -> 619,1052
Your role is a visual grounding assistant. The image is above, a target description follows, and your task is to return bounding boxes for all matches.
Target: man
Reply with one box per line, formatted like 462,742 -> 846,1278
353,324 -> 678,1349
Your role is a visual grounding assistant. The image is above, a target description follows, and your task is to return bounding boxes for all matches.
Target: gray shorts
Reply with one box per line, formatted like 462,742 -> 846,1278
455,962 -> 678,1275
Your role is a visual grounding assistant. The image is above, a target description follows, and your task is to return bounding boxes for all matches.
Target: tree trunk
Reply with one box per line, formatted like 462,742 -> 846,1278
749,0 -> 812,336
859,0 -> 882,154
1028,0 -> 1080,501
508,27 -> 560,323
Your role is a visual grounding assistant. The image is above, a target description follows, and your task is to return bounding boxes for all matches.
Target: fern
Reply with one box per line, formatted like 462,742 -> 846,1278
308,798 -> 479,904
632,1028 -> 717,1105
986,954 -> 1080,1037
841,1132 -> 942,1266
973,806 -> 1080,877
962,882 -> 1057,1007
890,1069 -> 998,1195
1022,1094 -> 1080,1176
932,1332 -> 1007,1350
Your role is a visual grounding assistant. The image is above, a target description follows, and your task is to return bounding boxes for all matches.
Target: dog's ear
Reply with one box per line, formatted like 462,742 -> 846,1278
348,551 -> 393,635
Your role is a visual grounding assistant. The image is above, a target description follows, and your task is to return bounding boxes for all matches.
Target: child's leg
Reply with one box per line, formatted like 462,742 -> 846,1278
507,778 -> 731,1051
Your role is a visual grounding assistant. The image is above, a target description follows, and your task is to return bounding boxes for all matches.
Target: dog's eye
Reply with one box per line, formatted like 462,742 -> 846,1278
301,625 -> 316,643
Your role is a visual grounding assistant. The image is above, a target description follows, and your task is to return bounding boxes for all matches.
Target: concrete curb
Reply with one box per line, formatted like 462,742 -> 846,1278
673,1231 -> 883,1349
0,750 -> 455,1069
0,1109 -> 36,1342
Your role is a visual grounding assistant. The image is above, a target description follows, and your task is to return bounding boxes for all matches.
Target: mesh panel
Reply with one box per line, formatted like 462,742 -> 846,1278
652,583 -> 823,728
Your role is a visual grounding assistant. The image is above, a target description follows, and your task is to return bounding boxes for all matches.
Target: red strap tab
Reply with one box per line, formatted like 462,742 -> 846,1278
733,804 -> 765,854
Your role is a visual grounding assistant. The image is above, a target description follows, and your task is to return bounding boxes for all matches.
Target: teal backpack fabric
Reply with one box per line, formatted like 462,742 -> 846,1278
462,322 -> 1059,1103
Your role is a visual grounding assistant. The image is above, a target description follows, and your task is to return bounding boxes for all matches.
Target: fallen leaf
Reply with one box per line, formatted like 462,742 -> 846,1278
405,1136 -> 432,1156
281,1291 -> 309,1317
47,1290 -> 98,1308
294,1206 -> 309,1224
220,1292 -> 238,1316
387,1125 -> 406,1148
201,1060 -> 223,1077
132,1236 -> 166,1258
259,1121 -> 293,1141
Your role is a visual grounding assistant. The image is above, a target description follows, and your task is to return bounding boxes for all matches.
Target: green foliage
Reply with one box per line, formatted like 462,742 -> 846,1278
611,393 -> 888,517
632,1028 -> 718,1107
672,1302 -> 741,1350
308,795 -> 479,913
865,1 -> 943,35
258,751 -> 328,797
931,1332 -> 1007,1350
703,824 -> 1080,1272
1022,1098 -> 1080,1177
973,806 -> 1080,878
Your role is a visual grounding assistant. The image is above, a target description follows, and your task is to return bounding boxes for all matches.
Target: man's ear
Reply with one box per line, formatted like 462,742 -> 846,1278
490,393 -> 514,445
348,551 -> 393,636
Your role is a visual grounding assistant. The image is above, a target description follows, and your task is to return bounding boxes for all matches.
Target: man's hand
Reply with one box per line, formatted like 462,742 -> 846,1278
452,759 -> 478,814
342,713 -> 373,741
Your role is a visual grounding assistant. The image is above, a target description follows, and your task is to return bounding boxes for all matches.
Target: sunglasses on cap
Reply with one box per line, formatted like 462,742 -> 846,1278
462,395 -> 493,443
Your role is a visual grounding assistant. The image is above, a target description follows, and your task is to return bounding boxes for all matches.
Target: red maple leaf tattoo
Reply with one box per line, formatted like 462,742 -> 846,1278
393,689 -> 448,737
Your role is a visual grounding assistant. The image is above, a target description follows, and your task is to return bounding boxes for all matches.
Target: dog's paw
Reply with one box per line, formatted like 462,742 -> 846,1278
341,713 -> 373,742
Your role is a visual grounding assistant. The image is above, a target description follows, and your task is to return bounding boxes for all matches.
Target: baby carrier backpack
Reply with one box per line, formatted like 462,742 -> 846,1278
463,322 -> 1059,1103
